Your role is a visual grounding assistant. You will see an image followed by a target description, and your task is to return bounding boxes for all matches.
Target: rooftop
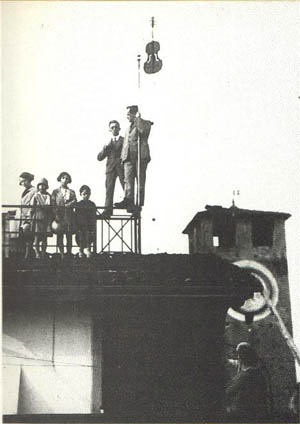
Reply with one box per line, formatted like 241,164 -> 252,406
3,253 -> 261,305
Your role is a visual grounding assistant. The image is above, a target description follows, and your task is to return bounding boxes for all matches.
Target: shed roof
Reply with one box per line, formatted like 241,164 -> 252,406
183,204 -> 291,234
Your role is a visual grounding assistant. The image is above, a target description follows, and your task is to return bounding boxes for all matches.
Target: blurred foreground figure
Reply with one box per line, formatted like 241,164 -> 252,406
226,342 -> 272,423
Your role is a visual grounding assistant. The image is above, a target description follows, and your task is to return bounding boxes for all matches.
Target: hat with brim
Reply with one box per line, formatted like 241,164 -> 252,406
236,342 -> 259,365
37,178 -> 49,189
57,172 -> 72,183
19,172 -> 34,182
80,185 -> 91,195
127,105 -> 139,114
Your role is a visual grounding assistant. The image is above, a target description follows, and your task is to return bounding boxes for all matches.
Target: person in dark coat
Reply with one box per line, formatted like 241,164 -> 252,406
97,120 -> 124,218
226,342 -> 272,423
75,185 -> 96,258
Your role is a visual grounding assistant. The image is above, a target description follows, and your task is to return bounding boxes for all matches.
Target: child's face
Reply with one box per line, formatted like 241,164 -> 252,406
38,184 -> 47,193
60,175 -> 69,187
81,189 -> 90,200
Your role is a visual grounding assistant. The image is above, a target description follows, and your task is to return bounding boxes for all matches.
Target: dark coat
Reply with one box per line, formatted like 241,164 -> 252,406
75,199 -> 97,231
97,136 -> 124,174
226,366 -> 271,422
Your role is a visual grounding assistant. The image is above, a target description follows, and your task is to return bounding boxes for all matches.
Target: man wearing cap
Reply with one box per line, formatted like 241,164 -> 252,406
97,120 -> 124,218
114,106 -> 152,213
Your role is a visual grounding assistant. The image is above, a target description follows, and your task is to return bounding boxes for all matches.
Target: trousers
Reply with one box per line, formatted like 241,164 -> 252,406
124,160 -> 148,206
105,169 -> 124,210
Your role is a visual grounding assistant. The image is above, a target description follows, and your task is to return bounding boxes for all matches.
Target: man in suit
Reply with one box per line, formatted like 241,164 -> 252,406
114,105 -> 152,213
97,120 -> 124,218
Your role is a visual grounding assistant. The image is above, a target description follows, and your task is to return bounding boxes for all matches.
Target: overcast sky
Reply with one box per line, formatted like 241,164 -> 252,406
2,1 -> 300,375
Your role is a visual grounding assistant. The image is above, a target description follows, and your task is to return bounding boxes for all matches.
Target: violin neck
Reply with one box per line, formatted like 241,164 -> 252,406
151,16 -> 155,39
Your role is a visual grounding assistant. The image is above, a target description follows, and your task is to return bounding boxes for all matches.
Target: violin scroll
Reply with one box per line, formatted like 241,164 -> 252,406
143,17 -> 163,75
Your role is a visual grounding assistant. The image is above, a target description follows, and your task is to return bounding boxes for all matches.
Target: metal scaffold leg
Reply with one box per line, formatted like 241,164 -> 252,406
97,212 -> 141,254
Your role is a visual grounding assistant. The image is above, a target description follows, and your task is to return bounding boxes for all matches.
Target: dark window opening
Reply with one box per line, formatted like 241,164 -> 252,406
212,216 -> 236,248
252,217 -> 274,247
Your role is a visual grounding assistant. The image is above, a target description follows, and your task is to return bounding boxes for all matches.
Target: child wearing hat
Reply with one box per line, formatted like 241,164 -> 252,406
51,172 -> 77,258
75,185 -> 97,258
31,178 -> 53,259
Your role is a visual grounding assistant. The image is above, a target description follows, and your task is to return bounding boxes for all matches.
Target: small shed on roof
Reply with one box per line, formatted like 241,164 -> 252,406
182,205 -> 290,257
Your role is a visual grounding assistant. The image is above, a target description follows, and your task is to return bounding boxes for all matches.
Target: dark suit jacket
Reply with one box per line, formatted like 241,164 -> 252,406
97,136 -> 124,174
121,117 -> 151,163
75,199 -> 97,231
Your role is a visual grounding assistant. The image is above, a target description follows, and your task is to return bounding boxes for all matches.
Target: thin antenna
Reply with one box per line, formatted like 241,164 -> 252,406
137,54 -> 141,89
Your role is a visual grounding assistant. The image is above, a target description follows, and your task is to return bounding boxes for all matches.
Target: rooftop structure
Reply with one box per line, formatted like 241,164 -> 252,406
183,204 -> 295,421
183,204 -> 290,261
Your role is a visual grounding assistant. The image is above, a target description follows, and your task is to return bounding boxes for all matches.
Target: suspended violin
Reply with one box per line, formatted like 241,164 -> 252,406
144,17 -> 163,74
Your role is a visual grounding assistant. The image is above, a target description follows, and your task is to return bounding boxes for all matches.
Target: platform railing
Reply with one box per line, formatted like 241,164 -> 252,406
2,204 -> 141,258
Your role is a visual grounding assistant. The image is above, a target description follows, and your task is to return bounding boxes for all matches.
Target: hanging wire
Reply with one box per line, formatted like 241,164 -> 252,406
137,54 -> 141,89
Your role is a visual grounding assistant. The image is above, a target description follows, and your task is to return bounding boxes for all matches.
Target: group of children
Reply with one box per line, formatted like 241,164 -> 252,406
19,171 -> 96,259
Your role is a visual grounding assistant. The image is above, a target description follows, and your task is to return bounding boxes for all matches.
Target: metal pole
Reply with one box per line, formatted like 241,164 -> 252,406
94,219 -> 97,254
138,214 -> 142,254
108,220 -> 110,253
137,54 -> 141,210
134,216 -> 138,254
121,220 -> 123,253
137,134 -> 141,209
130,218 -> 133,253
101,220 -> 103,253
137,54 -> 141,89
52,304 -> 56,365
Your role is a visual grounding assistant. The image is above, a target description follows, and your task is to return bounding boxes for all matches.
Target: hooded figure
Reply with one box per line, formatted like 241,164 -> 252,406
226,342 -> 272,422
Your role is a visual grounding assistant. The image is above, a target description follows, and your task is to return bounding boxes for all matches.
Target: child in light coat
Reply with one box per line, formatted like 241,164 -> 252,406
51,172 -> 77,258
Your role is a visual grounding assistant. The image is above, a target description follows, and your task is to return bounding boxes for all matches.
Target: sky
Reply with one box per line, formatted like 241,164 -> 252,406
2,1 -> 300,376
